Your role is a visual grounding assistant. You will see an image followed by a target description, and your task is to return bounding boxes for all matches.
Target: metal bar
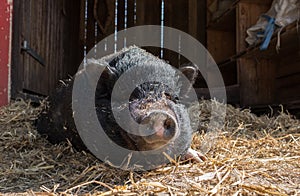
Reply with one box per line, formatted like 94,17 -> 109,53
21,40 -> 46,66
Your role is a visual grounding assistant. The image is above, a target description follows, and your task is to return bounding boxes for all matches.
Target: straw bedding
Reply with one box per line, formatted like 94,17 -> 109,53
0,99 -> 299,195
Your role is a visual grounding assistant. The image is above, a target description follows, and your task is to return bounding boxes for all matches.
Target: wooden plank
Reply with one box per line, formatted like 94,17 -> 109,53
164,0 -> 189,67
195,84 -> 240,104
237,2 -> 276,106
79,0 -> 86,43
11,0 -> 83,98
62,0 -> 82,76
220,62 -> 237,86
127,0 -> 135,28
117,0 -> 125,32
239,58 -> 276,105
276,73 -> 300,89
187,0 -> 206,74
117,0 -> 126,49
207,29 -> 236,64
11,0 -> 23,99
88,0 -> 115,54
135,0 -> 145,25
206,60 -> 237,88
188,0 -> 198,38
240,0 -> 273,5
197,0 -> 206,46
95,0 -> 115,40
22,0 -> 33,94
277,53 -> 300,78
13,0 -> 82,97
207,0 -> 238,31
136,0 -> 161,26
136,0 -> 161,57
86,0 -> 96,52
276,83 -> 300,103
236,2 -> 270,52
207,7 -> 236,31
206,0 -> 216,25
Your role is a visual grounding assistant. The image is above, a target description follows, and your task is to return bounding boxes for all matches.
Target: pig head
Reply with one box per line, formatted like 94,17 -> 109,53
94,46 -> 201,161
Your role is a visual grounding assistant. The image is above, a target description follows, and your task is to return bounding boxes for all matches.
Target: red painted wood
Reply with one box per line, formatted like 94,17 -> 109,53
0,0 -> 13,106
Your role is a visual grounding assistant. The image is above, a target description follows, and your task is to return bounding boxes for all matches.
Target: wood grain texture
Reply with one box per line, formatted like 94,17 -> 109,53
12,0 -> 81,97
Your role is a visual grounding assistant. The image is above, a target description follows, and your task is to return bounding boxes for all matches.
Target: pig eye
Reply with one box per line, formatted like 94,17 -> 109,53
164,93 -> 171,99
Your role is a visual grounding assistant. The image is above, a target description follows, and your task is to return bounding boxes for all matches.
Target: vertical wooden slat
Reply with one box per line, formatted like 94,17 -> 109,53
117,0 -> 125,31
79,0 -> 86,44
188,0 -> 198,39
197,0 -> 206,46
11,0 -> 23,98
207,30 -> 236,64
117,0 -> 126,49
135,0 -> 162,56
45,0 -> 52,94
95,0 -> 115,42
127,0 -> 135,28
237,2 -> 275,106
86,0 -> 96,52
48,0 -> 55,94
23,0 -> 31,93
136,0 -> 145,25
164,0 -> 189,67
63,0 -> 82,76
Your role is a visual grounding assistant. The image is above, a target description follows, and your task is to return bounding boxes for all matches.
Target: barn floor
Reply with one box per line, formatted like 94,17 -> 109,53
0,99 -> 300,195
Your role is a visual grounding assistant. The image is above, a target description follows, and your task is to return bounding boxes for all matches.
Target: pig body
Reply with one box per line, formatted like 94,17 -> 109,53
37,46 -> 203,166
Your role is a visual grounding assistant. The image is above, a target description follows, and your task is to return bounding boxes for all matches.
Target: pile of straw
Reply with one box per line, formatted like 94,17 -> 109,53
0,99 -> 299,195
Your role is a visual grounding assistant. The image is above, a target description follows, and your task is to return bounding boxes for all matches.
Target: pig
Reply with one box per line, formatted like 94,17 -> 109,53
36,46 -> 205,168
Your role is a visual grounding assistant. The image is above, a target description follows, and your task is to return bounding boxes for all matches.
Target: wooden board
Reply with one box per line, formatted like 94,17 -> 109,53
277,52 -> 300,78
207,6 -> 236,31
236,2 -> 270,52
276,83 -> 300,103
12,0 -> 82,97
195,84 -> 240,104
136,0 -> 161,57
237,2 -> 275,106
11,0 -> 207,98
239,58 -> 276,105
207,29 -> 236,64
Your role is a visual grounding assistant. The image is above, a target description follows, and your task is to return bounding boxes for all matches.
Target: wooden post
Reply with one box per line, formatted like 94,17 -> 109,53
237,2 -> 275,106
0,0 -> 13,106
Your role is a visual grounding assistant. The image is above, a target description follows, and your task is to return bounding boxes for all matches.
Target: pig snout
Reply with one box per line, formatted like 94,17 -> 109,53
128,99 -> 180,151
139,110 -> 178,144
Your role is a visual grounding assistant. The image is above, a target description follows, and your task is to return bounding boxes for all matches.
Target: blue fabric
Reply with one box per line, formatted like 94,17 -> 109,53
259,15 -> 276,50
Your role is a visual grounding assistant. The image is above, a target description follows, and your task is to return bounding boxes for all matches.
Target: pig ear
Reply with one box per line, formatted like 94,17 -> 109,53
179,63 -> 198,99
179,63 -> 198,85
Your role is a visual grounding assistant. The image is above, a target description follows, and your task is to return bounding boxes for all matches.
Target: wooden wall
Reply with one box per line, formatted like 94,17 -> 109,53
276,52 -> 300,104
83,0 -> 206,62
11,0 -> 82,97
11,0 -> 207,98
9,0 -> 300,111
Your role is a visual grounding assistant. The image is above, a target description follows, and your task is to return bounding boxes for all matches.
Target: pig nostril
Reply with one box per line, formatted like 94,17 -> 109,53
163,118 -> 176,140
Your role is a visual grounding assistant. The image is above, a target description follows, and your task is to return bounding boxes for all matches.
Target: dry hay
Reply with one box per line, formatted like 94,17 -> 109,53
0,99 -> 300,195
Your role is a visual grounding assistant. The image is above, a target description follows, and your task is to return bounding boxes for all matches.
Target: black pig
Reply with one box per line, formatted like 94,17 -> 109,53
36,46 -> 204,167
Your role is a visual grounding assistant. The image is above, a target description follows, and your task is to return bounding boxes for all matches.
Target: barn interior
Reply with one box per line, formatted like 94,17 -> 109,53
10,0 -> 300,117
1,0 -> 300,194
